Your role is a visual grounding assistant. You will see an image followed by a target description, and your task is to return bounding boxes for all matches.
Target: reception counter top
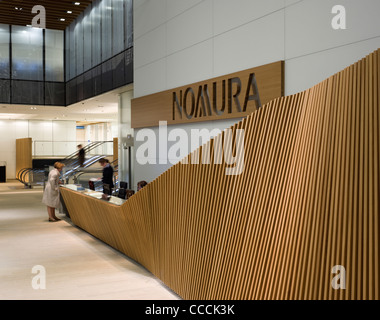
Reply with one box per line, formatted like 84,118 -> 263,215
61,184 -> 125,206
59,183 -> 157,287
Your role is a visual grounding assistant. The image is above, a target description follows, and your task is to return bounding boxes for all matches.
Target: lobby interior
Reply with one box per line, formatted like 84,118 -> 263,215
0,0 -> 379,301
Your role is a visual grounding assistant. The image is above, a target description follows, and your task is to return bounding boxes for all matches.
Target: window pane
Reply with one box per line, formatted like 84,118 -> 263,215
45,30 -> 64,82
66,78 -> 77,106
83,6 -> 92,72
0,79 -> 10,103
12,26 -> 43,81
12,80 -> 44,104
76,74 -> 84,102
65,26 -> 70,80
125,0 -> 133,49
92,0 -> 101,67
92,65 -> 102,96
83,70 -> 94,99
0,24 -> 10,79
112,52 -> 125,88
101,0 -> 112,61
101,59 -> 113,93
112,0 -> 124,56
69,23 -> 76,80
45,82 -> 65,106
75,14 -> 84,75
125,47 -> 133,84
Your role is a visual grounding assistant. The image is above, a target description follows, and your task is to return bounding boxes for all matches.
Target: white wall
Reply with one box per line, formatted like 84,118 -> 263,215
0,120 -> 76,179
0,120 -> 28,180
118,90 -> 135,188
85,122 -> 115,156
133,118 -> 240,186
133,0 -> 380,185
285,0 -> 380,95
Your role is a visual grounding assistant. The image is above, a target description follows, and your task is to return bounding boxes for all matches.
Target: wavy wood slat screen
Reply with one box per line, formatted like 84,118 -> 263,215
61,49 -> 379,300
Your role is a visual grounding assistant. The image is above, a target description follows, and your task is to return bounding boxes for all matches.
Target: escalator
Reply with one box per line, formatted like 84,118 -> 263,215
16,167 -> 46,188
17,141 -> 115,188
72,158 -> 119,192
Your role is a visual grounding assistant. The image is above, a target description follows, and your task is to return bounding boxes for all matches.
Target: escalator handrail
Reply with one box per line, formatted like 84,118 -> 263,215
17,168 -> 45,185
63,141 -> 101,161
16,168 -> 31,181
63,141 -> 113,164
62,155 -> 106,180
16,140 -> 115,185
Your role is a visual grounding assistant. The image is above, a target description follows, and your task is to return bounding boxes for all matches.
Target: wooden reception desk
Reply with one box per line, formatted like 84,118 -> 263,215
61,48 -> 380,300
60,185 -> 157,280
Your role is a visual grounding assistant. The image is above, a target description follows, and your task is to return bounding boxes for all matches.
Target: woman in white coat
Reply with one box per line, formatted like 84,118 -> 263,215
42,162 -> 65,222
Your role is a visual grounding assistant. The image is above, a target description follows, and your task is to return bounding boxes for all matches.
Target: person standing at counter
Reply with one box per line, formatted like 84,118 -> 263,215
99,158 -> 114,195
42,162 -> 65,222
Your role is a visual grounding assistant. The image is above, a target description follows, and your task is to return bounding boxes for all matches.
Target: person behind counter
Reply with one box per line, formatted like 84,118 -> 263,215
42,162 -> 65,222
99,158 -> 114,195
137,180 -> 147,191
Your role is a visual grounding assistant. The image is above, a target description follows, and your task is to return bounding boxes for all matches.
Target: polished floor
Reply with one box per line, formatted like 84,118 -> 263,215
0,180 -> 181,300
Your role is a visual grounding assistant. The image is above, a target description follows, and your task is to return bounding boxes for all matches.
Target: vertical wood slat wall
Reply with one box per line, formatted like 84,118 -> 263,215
61,49 -> 379,300
16,138 -> 33,182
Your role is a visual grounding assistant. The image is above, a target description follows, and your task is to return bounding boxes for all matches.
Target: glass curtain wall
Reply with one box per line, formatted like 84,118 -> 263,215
0,0 -> 133,106
0,25 -> 64,105
65,0 -> 133,105
0,24 -> 10,102
12,26 -> 43,81
0,24 -> 10,79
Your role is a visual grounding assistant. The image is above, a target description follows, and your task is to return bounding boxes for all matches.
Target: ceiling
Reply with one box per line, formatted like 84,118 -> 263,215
0,0 -> 94,30
0,0 -> 132,124
0,84 -> 133,124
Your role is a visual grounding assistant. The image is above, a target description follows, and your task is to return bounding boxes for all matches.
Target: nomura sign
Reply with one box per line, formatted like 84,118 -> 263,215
172,73 -> 261,121
131,61 -> 284,128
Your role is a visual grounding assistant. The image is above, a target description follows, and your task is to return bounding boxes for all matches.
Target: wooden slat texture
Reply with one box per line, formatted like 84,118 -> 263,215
16,138 -> 32,182
113,138 -> 118,164
61,49 -> 380,300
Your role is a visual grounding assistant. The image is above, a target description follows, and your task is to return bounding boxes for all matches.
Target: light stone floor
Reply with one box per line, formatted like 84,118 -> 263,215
0,180 -> 181,300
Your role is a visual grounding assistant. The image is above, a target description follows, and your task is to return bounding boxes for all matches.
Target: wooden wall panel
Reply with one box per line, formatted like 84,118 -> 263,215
16,138 -> 32,181
131,61 -> 284,128
61,48 -> 380,300
113,138 -> 118,163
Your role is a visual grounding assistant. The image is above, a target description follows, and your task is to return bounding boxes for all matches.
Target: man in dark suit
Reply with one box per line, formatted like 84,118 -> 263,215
99,158 -> 114,195
77,144 -> 85,167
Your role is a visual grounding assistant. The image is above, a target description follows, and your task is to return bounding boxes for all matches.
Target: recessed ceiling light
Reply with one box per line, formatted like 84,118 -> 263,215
74,2 -> 81,5
60,18 -> 66,21
67,10 -> 73,14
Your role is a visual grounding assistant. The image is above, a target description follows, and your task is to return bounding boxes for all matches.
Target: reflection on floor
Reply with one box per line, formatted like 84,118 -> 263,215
0,180 -> 181,300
